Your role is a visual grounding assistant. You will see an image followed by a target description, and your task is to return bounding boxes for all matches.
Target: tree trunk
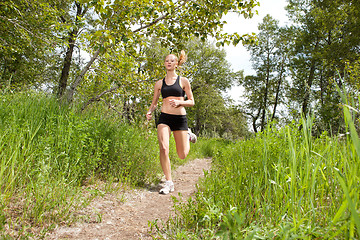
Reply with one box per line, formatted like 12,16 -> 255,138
194,110 -> 202,135
260,55 -> 271,132
252,106 -> 262,133
65,48 -> 101,103
57,29 -> 77,97
302,58 -> 316,116
272,58 -> 285,121
57,2 -> 87,98
302,41 -> 319,116
252,116 -> 258,133
319,67 -> 324,105
1,58 -> 7,85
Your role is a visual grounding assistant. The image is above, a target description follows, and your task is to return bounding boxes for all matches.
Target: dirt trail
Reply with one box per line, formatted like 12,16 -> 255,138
47,158 -> 211,240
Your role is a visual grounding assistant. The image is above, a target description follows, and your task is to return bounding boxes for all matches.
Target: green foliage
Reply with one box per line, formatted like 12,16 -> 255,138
0,0 -> 62,88
285,0 -> 360,134
186,37 -> 242,92
64,0 -> 258,101
238,1 -> 360,135
182,37 -> 248,139
191,138 -> 233,159
1,0 -> 259,102
0,92 -> 157,186
154,90 -> 360,239
344,58 -> 360,95
78,39 -> 165,125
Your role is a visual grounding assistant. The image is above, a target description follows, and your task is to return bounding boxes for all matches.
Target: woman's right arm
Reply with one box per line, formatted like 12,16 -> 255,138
146,80 -> 162,121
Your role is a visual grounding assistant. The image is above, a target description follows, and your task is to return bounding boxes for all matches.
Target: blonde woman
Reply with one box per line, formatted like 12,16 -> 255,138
146,50 -> 197,194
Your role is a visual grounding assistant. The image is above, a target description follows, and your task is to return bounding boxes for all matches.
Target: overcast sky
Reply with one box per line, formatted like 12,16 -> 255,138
223,0 -> 290,102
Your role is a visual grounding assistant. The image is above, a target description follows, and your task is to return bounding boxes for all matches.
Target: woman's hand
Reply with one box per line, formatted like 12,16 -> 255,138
169,99 -> 181,108
146,111 -> 152,121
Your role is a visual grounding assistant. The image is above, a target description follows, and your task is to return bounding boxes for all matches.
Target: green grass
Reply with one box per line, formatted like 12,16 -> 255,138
154,94 -> 360,239
0,91 -> 196,238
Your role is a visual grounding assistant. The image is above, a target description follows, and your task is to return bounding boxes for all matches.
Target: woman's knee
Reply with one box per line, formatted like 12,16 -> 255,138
159,143 -> 170,155
177,149 -> 189,159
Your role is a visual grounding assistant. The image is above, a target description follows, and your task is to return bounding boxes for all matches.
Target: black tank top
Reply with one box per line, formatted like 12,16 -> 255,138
161,76 -> 185,98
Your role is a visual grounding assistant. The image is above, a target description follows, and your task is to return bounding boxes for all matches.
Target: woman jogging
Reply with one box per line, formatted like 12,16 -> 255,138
146,50 -> 197,195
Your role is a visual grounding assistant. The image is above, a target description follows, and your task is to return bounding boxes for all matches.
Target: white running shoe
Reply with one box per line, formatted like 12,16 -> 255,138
159,180 -> 174,195
188,128 -> 197,143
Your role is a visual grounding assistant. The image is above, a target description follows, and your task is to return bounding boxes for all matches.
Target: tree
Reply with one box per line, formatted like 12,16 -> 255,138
57,1 -> 90,97
0,0 -> 62,88
184,37 -> 246,137
62,0 -> 259,102
271,26 -> 292,122
286,0 -> 360,134
1,0 -> 258,101
79,45 -> 159,124
243,15 -> 288,132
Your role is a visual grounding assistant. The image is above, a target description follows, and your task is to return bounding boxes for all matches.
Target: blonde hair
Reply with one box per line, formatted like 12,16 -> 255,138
178,50 -> 187,66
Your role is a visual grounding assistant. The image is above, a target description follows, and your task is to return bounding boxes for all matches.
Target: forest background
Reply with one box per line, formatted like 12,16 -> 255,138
1,0 -> 359,137
1,0 -> 360,238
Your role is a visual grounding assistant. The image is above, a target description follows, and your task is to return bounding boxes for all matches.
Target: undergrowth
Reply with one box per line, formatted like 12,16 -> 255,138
153,89 -> 360,239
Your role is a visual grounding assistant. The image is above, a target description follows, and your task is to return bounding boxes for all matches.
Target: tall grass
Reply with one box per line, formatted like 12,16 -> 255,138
155,92 -> 360,239
0,91 -> 191,238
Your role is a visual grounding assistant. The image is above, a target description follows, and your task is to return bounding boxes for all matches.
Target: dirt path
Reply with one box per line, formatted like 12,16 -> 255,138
47,158 -> 211,240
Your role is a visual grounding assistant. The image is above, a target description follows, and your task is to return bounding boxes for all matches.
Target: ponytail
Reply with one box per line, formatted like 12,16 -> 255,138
178,50 -> 187,66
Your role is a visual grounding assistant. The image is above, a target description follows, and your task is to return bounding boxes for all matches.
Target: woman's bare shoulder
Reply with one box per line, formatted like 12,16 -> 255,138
154,78 -> 163,88
180,77 -> 190,86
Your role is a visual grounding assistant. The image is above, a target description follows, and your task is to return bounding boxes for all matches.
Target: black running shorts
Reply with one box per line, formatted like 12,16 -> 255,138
157,112 -> 188,131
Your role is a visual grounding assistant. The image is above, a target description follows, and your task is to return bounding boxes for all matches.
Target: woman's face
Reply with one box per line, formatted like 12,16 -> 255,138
164,54 -> 178,71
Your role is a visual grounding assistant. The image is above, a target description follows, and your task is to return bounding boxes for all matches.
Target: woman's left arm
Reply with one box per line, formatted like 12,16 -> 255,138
169,77 -> 195,108
180,77 -> 195,107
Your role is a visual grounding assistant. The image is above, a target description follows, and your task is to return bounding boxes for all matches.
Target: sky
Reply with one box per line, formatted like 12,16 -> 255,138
223,0 -> 290,102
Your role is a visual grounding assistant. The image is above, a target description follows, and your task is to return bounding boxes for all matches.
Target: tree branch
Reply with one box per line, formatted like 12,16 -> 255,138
81,85 -> 120,111
65,47 -> 102,102
132,0 -> 191,33
81,78 -> 157,111
100,98 -> 122,118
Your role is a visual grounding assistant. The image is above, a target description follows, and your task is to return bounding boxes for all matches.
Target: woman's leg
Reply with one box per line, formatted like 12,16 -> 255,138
157,124 -> 172,181
173,130 -> 190,159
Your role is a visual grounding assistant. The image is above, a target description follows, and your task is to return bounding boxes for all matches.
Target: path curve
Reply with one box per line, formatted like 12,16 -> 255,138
47,158 -> 211,239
